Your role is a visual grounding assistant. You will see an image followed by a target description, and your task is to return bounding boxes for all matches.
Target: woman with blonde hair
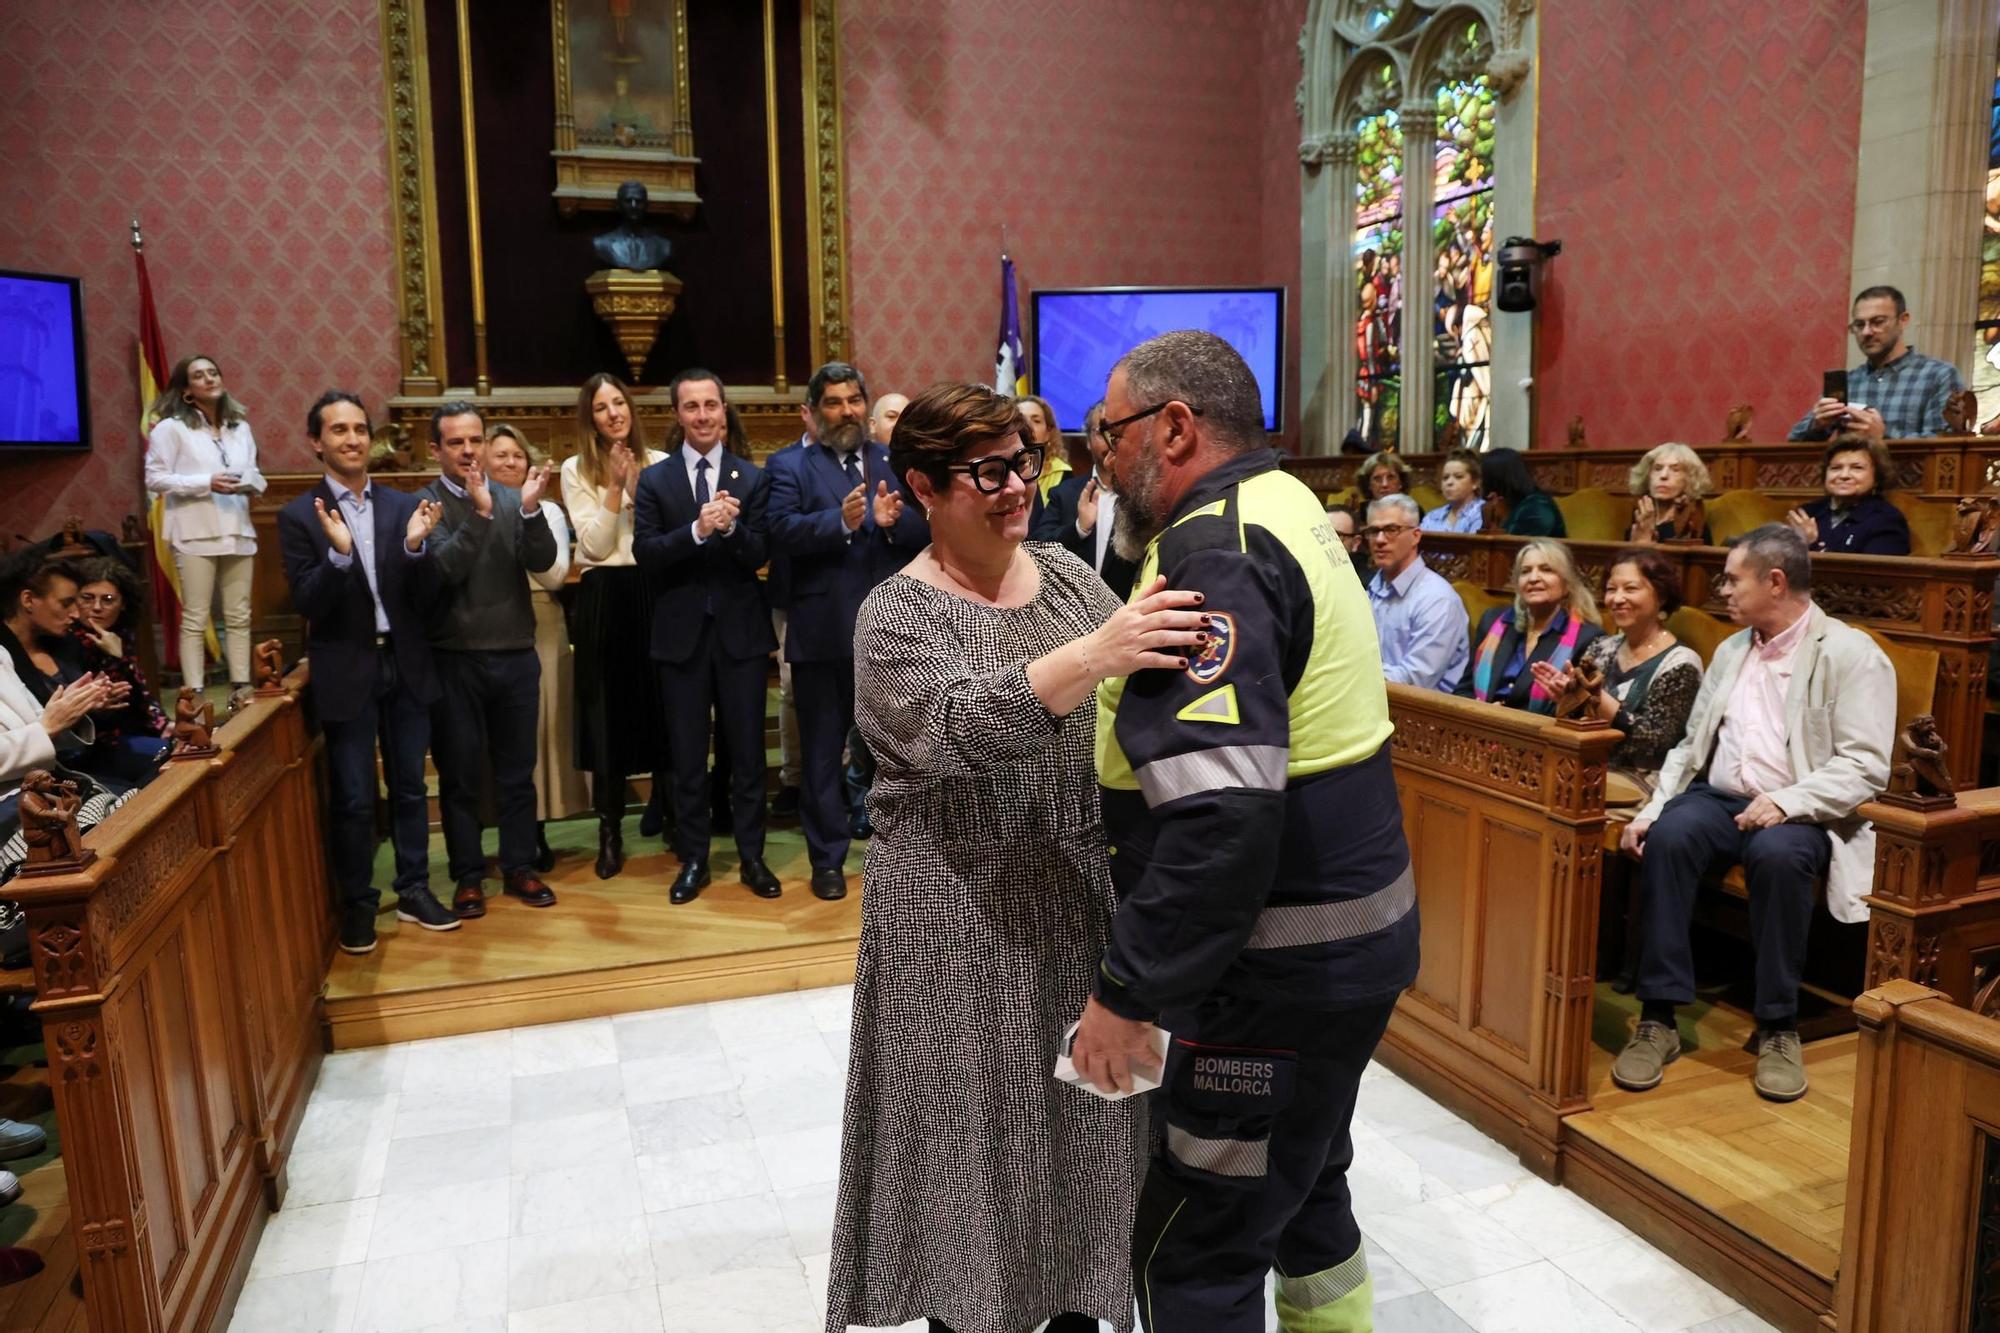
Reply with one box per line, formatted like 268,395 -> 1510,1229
1359,448 -> 1413,501
562,372 -> 672,877
486,426 -> 589,870
1626,442 -> 1713,544
1456,539 -> 1603,713
144,354 -> 267,690
1015,392 -> 1073,504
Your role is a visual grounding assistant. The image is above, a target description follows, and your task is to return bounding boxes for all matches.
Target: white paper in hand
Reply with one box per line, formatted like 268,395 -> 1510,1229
1053,1019 -> 1169,1101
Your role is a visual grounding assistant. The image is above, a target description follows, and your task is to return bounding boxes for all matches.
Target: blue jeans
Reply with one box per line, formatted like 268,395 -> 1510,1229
323,645 -> 432,910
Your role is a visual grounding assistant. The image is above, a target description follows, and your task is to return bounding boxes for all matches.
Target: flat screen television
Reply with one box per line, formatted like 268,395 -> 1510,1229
0,269 -> 90,450
1031,285 -> 1285,433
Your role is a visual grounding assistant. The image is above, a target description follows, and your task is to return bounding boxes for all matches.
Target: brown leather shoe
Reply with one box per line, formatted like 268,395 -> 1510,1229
503,872 -> 557,908
452,881 -> 487,920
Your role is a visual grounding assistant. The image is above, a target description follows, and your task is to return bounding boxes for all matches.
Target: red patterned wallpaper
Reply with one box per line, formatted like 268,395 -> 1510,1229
1533,0 -> 1865,448
0,0 -> 401,539
840,0 -> 1307,440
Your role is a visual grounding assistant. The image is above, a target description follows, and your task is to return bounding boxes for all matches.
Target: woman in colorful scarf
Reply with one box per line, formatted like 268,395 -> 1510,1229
1456,540 -> 1603,712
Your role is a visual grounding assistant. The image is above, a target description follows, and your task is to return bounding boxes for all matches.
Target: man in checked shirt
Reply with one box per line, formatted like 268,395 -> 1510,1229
1788,284 -> 1962,442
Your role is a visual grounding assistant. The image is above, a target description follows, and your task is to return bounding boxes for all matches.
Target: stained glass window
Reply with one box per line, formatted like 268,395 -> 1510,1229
1432,31 -> 1496,449
1972,45 -> 2000,429
1352,77 -> 1403,451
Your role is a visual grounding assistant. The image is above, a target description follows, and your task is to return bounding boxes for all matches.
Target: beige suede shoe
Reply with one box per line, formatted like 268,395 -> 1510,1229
1611,1019 -> 1682,1091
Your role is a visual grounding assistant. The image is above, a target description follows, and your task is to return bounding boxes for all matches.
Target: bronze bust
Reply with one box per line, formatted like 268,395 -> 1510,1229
593,181 -> 674,271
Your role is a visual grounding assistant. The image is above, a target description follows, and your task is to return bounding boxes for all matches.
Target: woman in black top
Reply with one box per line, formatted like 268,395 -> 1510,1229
1784,435 -> 1910,555
0,556 -> 142,791
1479,448 -> 1566,537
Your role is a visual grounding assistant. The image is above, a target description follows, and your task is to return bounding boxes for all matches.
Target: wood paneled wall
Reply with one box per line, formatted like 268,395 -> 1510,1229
9,669 -> 332,1333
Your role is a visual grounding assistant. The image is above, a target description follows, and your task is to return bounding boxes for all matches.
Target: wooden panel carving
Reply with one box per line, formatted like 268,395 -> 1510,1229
1472,819 -> 1540,1061
96,802 -> 202,940
1977,1132 -> 2000,1331
1406,792 -> 1469,1019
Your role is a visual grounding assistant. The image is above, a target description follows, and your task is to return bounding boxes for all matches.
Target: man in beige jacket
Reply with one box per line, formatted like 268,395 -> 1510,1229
1615,524 -> 1894,1102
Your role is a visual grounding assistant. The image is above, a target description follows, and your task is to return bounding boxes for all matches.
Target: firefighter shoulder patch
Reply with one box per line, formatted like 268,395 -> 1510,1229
1186,612 -> 1235,684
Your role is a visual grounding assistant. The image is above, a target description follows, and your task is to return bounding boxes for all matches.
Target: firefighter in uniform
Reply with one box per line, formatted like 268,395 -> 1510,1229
1070,331 -> 1420,1333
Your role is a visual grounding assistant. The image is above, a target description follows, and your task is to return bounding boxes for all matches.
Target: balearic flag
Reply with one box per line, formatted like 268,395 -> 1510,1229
993,253 -> 1028,398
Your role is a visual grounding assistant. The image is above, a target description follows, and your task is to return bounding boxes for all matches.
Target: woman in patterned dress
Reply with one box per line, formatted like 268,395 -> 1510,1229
828,383 -> 1208,1333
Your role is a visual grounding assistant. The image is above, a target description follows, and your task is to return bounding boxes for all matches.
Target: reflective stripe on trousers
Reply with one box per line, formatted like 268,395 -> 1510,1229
1275,1244 -> 1373,1332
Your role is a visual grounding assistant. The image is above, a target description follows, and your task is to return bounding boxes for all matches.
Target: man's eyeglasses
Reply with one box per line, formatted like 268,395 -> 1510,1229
1359,523 -> 1414,540
1099,400 -> 1203,457
1849,316 -> 1898,333
77,593 -> 124,607
949,444 -> 1045,493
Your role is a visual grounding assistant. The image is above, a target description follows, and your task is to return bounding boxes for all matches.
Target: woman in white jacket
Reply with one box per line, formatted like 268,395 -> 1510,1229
144,354 -> 267,691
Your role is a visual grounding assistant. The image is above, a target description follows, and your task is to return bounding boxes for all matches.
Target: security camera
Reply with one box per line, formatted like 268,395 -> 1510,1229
1496,237 -> 1561,313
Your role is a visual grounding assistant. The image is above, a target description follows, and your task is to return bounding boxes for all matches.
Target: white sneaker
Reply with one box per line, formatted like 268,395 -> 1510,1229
0,1170 -> 20,1207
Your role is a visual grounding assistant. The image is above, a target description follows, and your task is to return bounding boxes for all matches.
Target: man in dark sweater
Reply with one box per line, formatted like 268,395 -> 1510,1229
422,402 -> 561,918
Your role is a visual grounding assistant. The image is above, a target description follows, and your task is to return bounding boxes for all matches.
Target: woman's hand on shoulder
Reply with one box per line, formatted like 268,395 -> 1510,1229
1082,575 -> 1208,678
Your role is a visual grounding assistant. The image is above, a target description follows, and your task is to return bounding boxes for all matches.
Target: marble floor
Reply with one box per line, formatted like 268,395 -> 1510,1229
230,987 -> 1778,1333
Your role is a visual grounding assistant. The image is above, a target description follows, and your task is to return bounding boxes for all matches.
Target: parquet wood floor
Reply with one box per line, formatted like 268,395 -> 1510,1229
0,1037 -> 79,1333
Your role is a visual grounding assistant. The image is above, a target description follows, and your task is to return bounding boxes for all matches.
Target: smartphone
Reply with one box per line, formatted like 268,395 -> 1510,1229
1822,369 -> 1847,403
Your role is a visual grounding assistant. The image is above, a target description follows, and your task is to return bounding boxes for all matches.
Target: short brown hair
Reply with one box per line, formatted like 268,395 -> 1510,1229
889,382 -> 1028,500
1820,432 -> 1894,496
1605,545 -> 1684,617
1441,448 -> 1482,487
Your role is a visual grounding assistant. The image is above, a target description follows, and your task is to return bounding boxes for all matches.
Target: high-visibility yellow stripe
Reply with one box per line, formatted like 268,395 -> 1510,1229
1275,1245 -> 1374,1332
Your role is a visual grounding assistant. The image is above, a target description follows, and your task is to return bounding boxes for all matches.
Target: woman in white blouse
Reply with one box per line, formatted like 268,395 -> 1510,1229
564,373 -> 672,878
144,355 -> 267,690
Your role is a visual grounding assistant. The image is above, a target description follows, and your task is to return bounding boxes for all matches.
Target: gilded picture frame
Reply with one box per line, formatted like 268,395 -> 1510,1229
550,0 -> 700,216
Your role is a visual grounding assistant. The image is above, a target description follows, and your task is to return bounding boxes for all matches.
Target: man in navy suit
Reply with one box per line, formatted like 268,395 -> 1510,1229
634,369 -> 783,904
276,390 -> 458,955
763,362 -> 929,899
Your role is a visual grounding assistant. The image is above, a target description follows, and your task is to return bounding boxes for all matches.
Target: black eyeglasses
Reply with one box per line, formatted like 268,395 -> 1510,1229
948,443 -> 1045,493
1099,400 -> 1202,457
1359,523 -> 1415,539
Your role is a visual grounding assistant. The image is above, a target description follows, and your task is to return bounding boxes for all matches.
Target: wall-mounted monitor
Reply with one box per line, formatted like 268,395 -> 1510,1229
0,269 -> 90,451
1030,285 -> 1285,434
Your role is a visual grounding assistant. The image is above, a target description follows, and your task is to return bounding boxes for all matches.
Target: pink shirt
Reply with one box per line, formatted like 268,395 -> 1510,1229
1708,607 -> 1813,799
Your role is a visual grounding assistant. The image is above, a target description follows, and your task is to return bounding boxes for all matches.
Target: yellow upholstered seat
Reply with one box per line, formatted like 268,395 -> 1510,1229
1663,605 -> 1736,667
1705,489 -> 1793,543
1453,580 -> 1510,641
1552,487 -> 1634,542
1858,626 -> 1937,733
1410,483 -> 1445,514
1889,492 -> 1955,558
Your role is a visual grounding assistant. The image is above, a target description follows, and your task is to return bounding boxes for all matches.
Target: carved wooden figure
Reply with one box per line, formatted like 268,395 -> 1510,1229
253,639 -> 286,693
1722,404 -> 1754,442
1942,387 -> 1980,436
1888,713 -> 1954,799
172,686 -> 214,751
1948,495 -> 2000,555
20,769 -> 86,866
1479,493 -> 1511,534
120,514 -> 143,545
1552,659 -> 1605,723
1566,415 -> 1587,449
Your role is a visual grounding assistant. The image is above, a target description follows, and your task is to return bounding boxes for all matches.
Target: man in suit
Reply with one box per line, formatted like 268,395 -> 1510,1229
276,390 -> 453,954
1032,400 -> 1138,598
632,369 -> 782,903
764,362 -> 929,900
421,402 -> 561,919
1617,524 -> 1895,1103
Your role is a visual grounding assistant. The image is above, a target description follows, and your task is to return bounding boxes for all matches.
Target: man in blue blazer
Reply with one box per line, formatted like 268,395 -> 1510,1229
1030,401 -> 1139,598
763,362 -> 929,899
634,370 -> 783,904
276,390 -> 456,955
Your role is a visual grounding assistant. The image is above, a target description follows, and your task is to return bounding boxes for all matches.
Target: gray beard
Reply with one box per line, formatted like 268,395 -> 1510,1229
1110,450 -> 1166,563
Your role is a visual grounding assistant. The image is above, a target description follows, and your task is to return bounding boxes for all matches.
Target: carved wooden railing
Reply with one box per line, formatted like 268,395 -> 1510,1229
1836,981 -> 2000,1332
1859,790 -> 2000,1016
1283,436 -> 2000,503
1411,534 -> 1998,789
1382,685 -> 1620,1177
7,666 -> 332,1333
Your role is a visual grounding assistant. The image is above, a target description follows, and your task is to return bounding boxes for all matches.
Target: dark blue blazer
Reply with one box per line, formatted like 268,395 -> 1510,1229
277,478 -> 440,723
632,449 -> 778,665
1802,494 -> 1911,556
763,439 -> 929,662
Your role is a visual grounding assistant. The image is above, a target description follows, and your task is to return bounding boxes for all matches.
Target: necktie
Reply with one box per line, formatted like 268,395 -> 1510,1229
840,451 -> 858,486
694,456 -> 711,507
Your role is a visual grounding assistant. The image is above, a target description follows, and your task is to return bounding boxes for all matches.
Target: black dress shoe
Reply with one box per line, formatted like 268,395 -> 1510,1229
532,823 -> 557,873
503,872 -> 558,908
595,818 -> 624,880
670,859 -> 711,904
849,810 -> 873,840
638,788 -> 664,838
810,867 -> 848,901
739,857 -> 782,899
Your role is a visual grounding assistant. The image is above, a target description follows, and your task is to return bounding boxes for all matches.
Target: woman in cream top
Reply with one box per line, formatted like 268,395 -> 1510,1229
143,354 -> 267,689
566,373 -> 671,877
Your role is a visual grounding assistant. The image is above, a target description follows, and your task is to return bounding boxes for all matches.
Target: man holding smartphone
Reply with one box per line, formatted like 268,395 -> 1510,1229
1788,285 -> 1962,441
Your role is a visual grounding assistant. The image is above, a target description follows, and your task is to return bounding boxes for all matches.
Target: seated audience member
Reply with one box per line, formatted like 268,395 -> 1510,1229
1359,449 -> 1411,501
1626,443 -> 1713,544
1327,504 -> 1370,575
1787,285 -> 1961,441
70,557 -> 170,773
1783,434 -> 1910,555
1615,525 -> 1895,1103
1532,548 -> 1703,794
485,425 -> 587,870
1366,495 -> 1469,691
1480,448 -> 1566,536
1457,539 -> 1602,711
1421,449 -> 1484,533
0,558 -> 146,791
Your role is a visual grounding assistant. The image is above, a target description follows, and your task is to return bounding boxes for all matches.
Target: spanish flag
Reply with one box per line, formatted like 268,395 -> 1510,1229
132,227 -> 213,670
